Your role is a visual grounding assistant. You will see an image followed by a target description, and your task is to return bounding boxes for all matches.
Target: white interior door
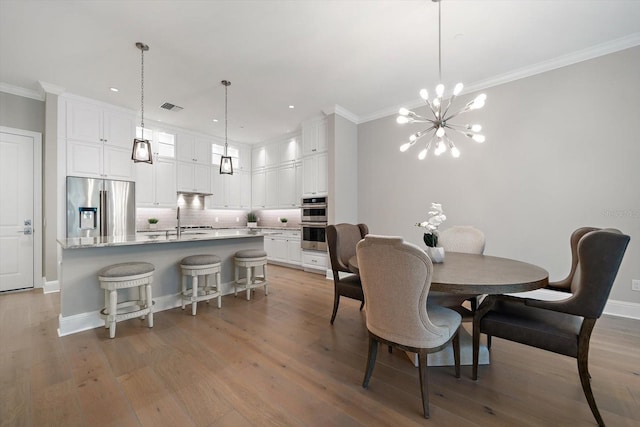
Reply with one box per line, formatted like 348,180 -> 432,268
0,128 -> 39,291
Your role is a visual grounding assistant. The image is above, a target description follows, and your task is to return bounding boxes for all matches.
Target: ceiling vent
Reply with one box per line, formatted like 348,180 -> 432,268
160,102 -> 183,112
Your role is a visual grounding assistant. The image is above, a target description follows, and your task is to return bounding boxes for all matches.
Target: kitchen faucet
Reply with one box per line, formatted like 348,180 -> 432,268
177,206 -> 181,238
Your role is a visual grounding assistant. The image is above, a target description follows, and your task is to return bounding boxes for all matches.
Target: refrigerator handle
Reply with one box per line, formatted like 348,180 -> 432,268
99,190 -> 107,237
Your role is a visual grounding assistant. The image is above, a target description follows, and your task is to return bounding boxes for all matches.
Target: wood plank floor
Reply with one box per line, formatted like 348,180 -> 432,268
1,265 -> 639,426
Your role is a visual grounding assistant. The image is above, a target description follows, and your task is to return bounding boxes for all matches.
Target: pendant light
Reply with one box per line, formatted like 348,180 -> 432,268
219,80 -> 233,174
132,42 -> 153,164
397,0 -> 486,159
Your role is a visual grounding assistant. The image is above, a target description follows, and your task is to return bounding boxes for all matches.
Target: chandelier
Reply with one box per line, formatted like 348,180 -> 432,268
132,42 -> 153,164
397,0 -> 486,159
219,80 -> 233,175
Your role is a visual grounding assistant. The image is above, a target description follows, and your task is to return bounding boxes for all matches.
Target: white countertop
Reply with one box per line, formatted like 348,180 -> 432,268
58,228 -> 278,249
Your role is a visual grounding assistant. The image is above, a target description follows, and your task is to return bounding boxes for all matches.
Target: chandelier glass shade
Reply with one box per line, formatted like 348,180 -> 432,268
220,80 -> 233,175
397,0 -> 486,159
132,42 -> 153,164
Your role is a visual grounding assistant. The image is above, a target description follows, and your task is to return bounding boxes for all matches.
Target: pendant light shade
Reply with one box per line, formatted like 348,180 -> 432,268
220,80 -> 233,175
132,42 -> 153,164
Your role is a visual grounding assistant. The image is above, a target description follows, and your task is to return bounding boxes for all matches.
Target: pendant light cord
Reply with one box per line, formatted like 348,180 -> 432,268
224,82 -> 228,156
438,0 -> 442,82
140,46 -> 145,130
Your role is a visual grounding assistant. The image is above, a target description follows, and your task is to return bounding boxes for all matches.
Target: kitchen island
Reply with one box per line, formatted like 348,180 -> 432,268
57,229 -> 270,336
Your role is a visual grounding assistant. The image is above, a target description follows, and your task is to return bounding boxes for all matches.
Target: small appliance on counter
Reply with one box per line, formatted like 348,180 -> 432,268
66,176 -> 136,238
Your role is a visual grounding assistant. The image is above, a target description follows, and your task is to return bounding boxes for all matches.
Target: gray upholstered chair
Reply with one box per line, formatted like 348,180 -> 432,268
438,225 -> 486,254
430,225 -> 486,315
472,228 -> 630,426
326,223 -> 369,324
356,235 -> 461,418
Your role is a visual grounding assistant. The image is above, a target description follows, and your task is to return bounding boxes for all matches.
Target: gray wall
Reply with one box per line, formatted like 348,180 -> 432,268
328,113 -> 358,224
357,46 -> 640,304
0,91 -> 44,132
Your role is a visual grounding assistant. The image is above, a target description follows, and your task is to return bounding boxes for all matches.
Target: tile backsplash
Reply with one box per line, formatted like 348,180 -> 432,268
136,195 -> 301,230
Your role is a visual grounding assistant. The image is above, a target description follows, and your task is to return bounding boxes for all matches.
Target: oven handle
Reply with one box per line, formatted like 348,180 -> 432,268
301,222 -> 327,227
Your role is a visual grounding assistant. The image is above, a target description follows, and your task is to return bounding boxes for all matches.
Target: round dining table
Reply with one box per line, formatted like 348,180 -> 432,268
348,251 -> 549,369
348,251 -> 549,295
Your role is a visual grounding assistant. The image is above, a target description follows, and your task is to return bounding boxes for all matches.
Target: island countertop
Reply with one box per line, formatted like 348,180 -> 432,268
57,228 -> 279,249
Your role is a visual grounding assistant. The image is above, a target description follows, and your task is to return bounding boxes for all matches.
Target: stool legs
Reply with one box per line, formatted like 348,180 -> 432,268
181,274 -> 187,310
109,289 -> 117,339
216,271 -> 222,308
191,275 -> 199,316
263,264 -> 268,295
146,282 -> 153,328
246,267 -> 252,301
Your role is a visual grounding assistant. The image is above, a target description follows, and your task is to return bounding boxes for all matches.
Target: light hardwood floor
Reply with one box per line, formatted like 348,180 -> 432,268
1,265 -> 639,426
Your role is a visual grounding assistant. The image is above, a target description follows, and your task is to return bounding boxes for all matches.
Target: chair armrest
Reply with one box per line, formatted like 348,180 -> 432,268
524,296 -> 585,317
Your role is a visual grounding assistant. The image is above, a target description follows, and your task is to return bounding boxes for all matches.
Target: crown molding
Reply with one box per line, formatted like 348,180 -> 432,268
0,82 -> 44,101
39,80 -> 66,95
359,33 -> 640,124
322,104 -> 360,124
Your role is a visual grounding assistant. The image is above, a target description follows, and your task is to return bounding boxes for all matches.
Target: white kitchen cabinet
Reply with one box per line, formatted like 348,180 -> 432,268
302,152 -> 328,196
295,161 -> 303,205
136,157 -> 177,207
237,145 -> 252,172
209,171 -> 247,209
65,99 -> 136,180
240,172 -> 251,209
278,164 -> 297,208
302,249 -> 327,273
280,136 -> 301,164
177,133 -> 211,164
177,162 -> 211,194
302,117 -> 327,156
252,146 -> 266,170
264,230 -> 301,267
252,170 -> 266,209
265,168 -> 278,208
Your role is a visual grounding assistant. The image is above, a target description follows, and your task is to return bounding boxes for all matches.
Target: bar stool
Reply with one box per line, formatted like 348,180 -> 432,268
180,254 -> 222,316
98,262 -> 155,339
234,249 -> 268,301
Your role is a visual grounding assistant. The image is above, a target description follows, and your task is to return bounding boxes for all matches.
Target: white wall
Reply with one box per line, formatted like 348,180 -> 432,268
357,46 -> 640,304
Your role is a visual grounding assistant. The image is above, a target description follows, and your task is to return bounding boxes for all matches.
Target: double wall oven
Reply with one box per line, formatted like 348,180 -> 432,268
301,196 -> 327,251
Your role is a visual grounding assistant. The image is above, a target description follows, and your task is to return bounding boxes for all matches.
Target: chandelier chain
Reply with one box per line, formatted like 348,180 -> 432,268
438,0 -> 442,82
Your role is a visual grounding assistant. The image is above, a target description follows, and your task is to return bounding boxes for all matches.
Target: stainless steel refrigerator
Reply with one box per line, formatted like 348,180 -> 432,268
66,176 -> 136,238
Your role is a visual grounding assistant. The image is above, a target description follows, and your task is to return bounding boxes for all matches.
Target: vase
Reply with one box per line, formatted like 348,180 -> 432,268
247,222 -> 258,228
148,223 -> 157,230
426,246 -> 445,263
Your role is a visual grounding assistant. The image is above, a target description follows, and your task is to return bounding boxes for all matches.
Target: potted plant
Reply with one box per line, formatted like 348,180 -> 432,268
416,203 -> 446,263
148,217 -> 159,230
279,217 -> 288,227
247,212 -> 258,228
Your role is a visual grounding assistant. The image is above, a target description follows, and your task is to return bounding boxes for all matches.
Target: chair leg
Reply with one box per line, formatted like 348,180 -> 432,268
246,267 -> 252,301
417,350 -> 430,419
359,300 -> 365,311
146,282 -> 153,328
330,292 -> 340,324
191,275 -> 198,316
452,330 -> 461,379
263,264 -> 268,295
181,273 -> 187,310
216,271 -> 222,309
472,319 -> 480,381
578,319 -> 604,427
109,289 -> 117,339
487,335 -> 492,349
362,335 -> 379,388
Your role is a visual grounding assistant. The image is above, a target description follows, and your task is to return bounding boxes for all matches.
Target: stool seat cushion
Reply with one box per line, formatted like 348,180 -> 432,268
181,254 -> 221,266
235,249 -> 267,259
98,262 -> 155,278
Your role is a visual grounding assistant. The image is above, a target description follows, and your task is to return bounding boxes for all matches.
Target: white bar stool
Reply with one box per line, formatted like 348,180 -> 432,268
180,254 -> 222,316
234,249 -> 268,301
98,262 -> 155,339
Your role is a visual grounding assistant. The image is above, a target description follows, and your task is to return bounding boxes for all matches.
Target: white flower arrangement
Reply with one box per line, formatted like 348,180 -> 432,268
416,203 -> 447,247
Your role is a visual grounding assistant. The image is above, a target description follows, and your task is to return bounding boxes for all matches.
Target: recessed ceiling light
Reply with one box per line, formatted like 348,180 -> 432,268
288,105 -> 295,109
212,119 -> 218,122
109,87 -> 119,92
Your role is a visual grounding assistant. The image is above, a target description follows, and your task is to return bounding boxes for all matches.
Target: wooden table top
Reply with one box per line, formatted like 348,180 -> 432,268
349,251 -> 549,295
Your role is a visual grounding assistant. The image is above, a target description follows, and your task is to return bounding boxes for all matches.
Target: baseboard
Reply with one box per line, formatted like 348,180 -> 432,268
57,281 -> 239,337
508,288 -> 640,320
43,279 -> 60,294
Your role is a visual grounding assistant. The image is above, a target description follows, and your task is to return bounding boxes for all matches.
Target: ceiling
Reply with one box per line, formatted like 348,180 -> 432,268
1,0 -> 639,143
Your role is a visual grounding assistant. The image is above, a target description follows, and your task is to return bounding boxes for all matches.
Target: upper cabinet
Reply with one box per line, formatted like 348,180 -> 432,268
280,136 -> 301,164
302,117 -> 327,156
65,98 -> 136,180
177,133 -> 211,164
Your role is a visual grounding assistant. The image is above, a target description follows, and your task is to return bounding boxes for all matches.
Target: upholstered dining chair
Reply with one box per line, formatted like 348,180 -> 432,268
430,225 -> 486,315
356,235 -> 461,418
472,228 -> 630,427
326,223 -> 369,324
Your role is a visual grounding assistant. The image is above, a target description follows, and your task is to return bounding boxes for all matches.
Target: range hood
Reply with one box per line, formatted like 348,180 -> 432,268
177,191 -> 213,197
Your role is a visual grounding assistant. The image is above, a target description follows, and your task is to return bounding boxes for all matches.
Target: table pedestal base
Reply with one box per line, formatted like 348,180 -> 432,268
405,327 -> 489,367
